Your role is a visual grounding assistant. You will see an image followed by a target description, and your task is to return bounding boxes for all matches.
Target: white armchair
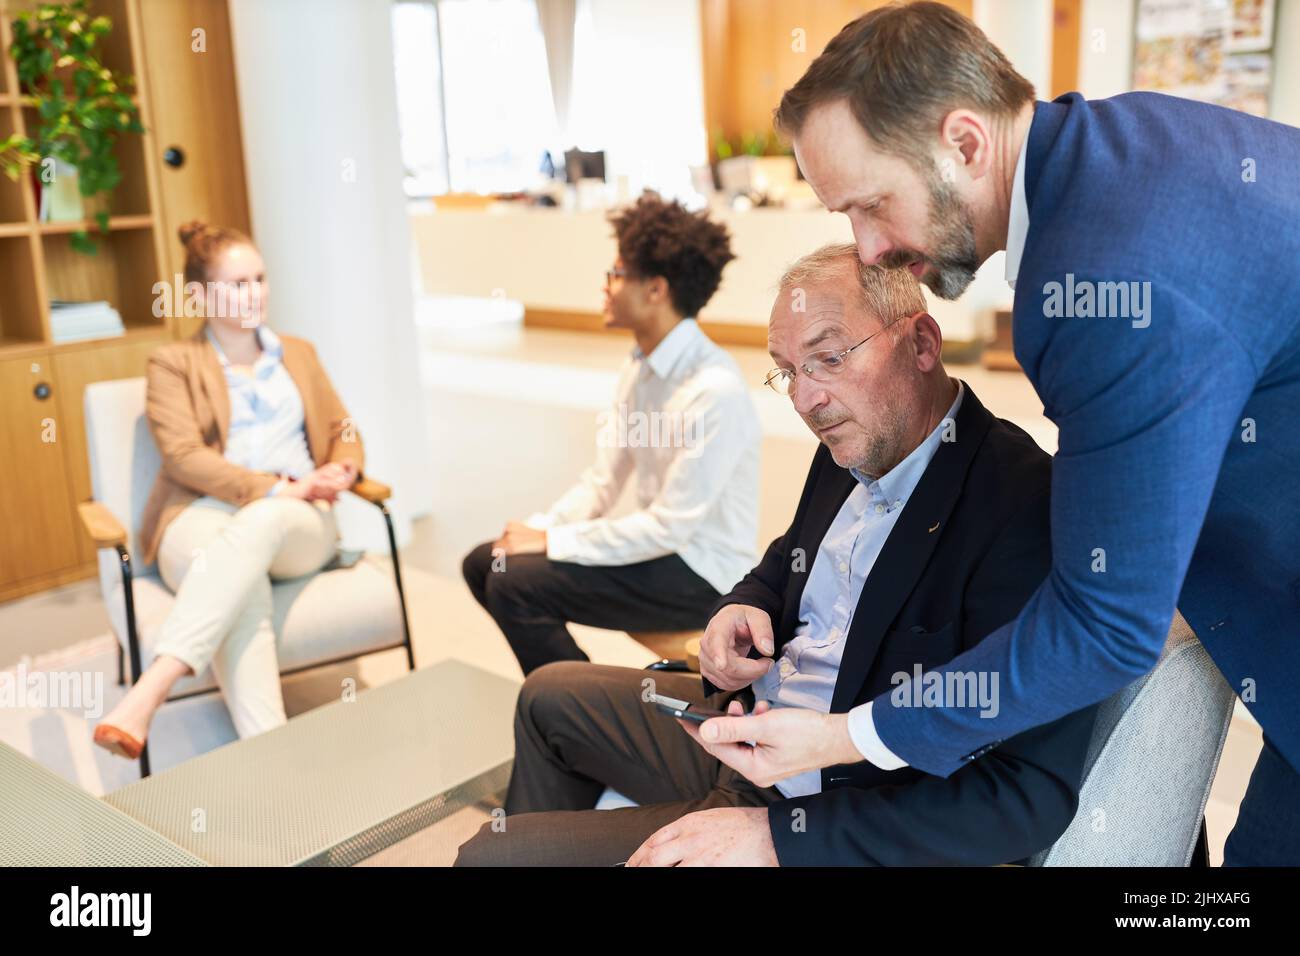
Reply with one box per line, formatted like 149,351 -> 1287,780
78,378 -> 416,778
1028,611 -> 1235,866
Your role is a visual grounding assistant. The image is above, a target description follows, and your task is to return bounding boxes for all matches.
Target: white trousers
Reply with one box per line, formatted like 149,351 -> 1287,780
154,495 -> 338,738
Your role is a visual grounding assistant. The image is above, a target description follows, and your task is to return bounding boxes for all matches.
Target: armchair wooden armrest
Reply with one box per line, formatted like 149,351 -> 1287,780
78,500 -> 128,549
350,477 -> 392,504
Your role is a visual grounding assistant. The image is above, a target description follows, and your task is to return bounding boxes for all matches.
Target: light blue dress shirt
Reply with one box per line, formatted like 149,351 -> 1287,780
754,381 -> 965,797
206,325 -> 316,485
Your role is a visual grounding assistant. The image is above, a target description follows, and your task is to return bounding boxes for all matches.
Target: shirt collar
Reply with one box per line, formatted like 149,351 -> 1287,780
206,324 -> 282,369
635,318 -> 701,380
852,380 -> 965,510
1004,118 -> 1032,290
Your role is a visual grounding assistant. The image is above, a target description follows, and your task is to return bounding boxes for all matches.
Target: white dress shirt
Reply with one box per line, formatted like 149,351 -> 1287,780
848,122 -> 1033,773
758,383 -> 964,795
526,318 -> 761,595
207,325 -> 316,485
1004,119 -> 1032,290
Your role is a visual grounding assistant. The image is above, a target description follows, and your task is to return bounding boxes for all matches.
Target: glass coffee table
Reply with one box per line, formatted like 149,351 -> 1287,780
103,659 -> 519,866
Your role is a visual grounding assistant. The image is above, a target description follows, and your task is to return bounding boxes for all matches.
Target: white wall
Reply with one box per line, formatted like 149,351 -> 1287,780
1078,0 -> 1137,99
228,0 -> 433,550
974,0 -> 1055,97
1272,0 -> 1300,127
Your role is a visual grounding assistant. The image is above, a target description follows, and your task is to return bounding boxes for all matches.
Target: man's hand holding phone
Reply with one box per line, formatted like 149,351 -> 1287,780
698,603 -> 776,691
680,698 -> 863,790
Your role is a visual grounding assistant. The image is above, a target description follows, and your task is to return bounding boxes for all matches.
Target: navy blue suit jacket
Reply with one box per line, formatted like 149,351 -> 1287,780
873,92 -> 1300,777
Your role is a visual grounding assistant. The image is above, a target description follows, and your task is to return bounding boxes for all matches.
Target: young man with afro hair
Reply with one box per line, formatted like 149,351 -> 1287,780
462,191 -> 761,675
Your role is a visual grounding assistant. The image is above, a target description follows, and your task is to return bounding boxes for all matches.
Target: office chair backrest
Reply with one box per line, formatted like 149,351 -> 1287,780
1030,611 -> 1236,866
84,377 -> 161,592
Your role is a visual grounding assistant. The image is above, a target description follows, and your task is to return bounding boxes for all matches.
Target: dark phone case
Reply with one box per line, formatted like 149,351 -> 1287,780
653,701 -> 727,723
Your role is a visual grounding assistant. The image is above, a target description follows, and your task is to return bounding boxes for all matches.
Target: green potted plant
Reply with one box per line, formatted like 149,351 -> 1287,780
0,0 -> 143,253
713,129 -> 797,202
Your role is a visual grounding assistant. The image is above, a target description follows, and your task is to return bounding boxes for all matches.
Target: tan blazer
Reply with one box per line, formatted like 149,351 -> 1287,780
138,328 -> 365,565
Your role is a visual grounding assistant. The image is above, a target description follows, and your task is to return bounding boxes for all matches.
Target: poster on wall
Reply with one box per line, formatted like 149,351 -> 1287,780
1227,0 -> 1276,52
1132,0 -> 1275,116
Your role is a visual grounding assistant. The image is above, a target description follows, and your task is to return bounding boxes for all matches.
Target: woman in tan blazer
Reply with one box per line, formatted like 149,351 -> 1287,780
94,222 -> 364,759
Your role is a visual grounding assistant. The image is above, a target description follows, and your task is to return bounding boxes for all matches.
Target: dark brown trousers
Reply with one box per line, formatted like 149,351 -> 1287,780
454,662 -> 783,866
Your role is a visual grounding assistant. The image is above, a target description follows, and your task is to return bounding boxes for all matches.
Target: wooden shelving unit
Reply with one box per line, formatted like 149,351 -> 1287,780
0,0 -> 169,352
0,0 -> 174,601
37,213 -> 155,234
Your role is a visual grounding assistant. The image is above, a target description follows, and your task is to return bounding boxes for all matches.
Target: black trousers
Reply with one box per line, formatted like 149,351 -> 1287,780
461,541 -> 721,675
1223,734 -> 1300,866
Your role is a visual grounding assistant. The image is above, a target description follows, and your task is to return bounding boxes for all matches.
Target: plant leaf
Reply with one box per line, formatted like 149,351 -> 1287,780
70,229 -> 98,256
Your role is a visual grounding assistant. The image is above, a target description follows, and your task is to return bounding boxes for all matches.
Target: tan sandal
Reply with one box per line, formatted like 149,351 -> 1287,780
93,723 -> 145,759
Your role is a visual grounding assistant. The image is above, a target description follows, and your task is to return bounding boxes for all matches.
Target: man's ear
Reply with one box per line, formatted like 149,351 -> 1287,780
937,108 -> 993,182
911,312 -> 944,372
646,274 -> 671,306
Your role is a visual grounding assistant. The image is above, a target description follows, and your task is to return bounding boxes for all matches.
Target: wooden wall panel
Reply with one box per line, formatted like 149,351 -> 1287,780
0,352 -> 82,588
1051,0 -> 1082,98
138,0 -> 252,340
702,0 -> 984,157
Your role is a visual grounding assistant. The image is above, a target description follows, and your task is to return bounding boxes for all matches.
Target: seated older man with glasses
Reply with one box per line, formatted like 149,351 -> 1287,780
456,243 -> 1098,867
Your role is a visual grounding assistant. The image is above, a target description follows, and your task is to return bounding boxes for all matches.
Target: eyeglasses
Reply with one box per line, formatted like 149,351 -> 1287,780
605,266 -> 630,285
763,313 -> 920,397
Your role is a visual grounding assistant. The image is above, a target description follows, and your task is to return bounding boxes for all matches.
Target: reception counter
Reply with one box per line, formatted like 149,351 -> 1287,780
410,203 -> 1014,346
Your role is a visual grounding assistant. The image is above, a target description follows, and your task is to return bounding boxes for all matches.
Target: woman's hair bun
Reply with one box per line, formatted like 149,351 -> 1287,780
178,221 -> 254,284
177,220 -> 208,247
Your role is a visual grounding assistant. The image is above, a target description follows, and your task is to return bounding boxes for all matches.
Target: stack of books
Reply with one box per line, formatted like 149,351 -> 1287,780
49,300 -> 125,343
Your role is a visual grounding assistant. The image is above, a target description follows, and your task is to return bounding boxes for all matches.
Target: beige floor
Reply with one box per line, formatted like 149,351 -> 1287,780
0,320 -> 1262,865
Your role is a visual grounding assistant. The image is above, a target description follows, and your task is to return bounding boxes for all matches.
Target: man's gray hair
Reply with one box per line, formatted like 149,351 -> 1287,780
778,242 -> 926,327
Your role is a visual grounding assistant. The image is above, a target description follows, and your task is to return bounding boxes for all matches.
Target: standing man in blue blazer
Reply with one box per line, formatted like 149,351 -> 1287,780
694,1 -> 1299,865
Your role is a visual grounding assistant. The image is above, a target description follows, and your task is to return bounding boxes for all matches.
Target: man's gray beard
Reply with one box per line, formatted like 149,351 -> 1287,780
923,172 -> 980,300
841,399 -> 910,478
882,169 -> 980,301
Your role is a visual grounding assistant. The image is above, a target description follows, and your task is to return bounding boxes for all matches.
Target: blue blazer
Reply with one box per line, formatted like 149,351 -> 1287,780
873,92 -> 1300,777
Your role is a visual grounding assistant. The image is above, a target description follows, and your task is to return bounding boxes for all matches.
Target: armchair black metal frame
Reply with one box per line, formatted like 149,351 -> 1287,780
83,479 -> 415,778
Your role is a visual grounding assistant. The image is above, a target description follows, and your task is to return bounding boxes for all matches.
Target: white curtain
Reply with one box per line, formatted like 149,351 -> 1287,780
536,0 -> 577,141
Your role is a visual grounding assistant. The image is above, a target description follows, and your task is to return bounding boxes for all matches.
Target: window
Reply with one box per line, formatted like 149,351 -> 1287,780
392,2 -> 449,196
392,0 -> 708,200
391,0 -> 559,196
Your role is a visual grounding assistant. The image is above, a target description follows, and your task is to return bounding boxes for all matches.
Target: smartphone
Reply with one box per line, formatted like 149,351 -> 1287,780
645,659 -> 693,673
649,693 -> 728,724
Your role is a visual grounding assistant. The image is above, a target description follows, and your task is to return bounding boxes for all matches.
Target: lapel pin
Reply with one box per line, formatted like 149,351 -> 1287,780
928,521 -> 940,533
